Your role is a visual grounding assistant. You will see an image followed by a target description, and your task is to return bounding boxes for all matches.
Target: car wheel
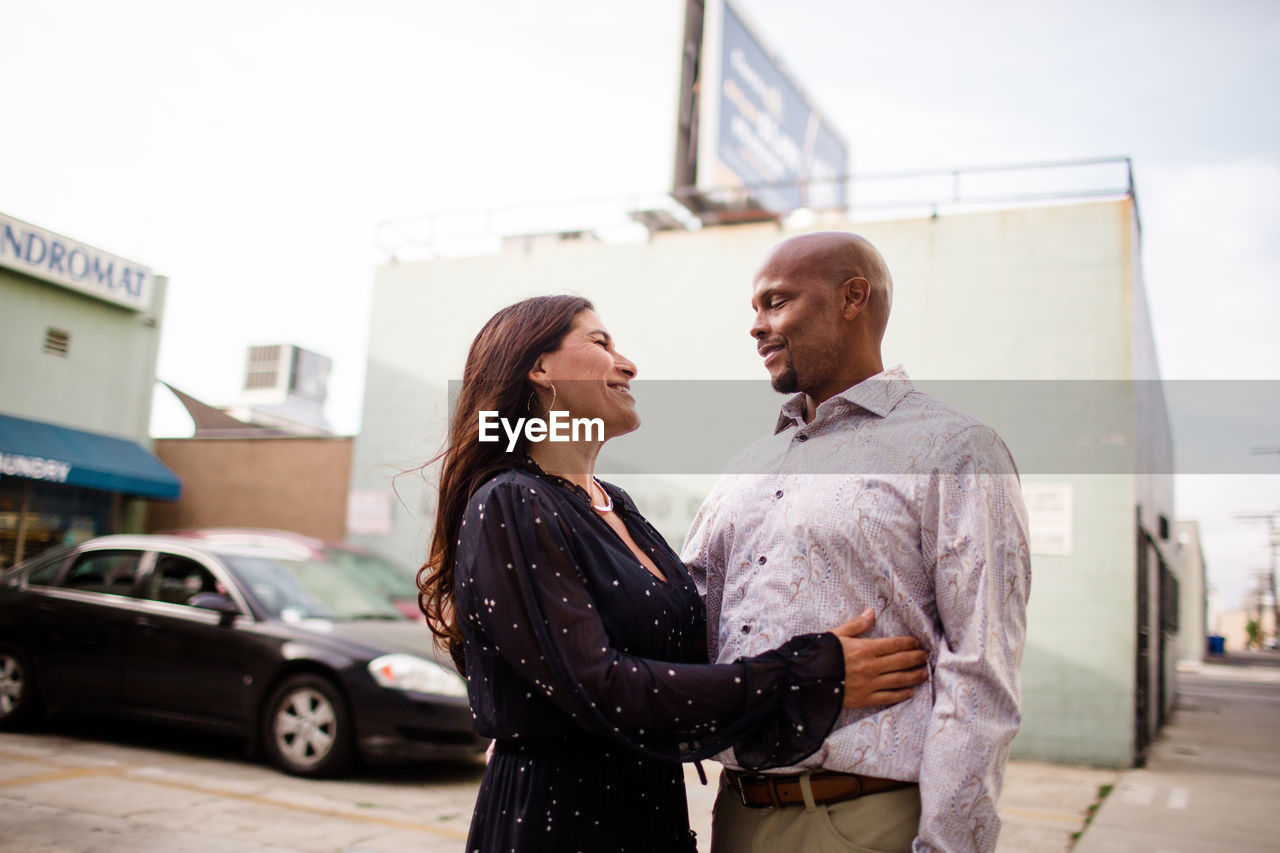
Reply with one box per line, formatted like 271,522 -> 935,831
262,674 -> 354,778
0,643 -> 41,730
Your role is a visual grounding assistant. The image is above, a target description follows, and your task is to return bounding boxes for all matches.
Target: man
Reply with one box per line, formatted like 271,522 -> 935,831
683,232 -> 1031,852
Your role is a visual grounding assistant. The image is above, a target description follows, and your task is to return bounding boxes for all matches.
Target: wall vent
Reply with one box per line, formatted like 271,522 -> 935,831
43,328 -> 70,356
244,344 -> 281,390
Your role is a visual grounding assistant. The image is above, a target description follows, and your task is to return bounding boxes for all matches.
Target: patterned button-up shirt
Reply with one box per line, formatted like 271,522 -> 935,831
682,366 -> 1031,853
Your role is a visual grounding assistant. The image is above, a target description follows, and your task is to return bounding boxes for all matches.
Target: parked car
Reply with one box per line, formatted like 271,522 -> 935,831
0,534 -> 484,778
161,528 -> 424,621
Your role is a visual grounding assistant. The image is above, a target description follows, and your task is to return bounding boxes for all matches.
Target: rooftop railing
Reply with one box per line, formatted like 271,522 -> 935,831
376,156 -> 1138,261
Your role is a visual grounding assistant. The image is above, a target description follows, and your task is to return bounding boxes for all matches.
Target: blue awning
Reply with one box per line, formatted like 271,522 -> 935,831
0,413 -> 181,500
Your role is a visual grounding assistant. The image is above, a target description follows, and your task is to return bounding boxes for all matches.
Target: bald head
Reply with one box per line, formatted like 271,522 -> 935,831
749,231 -> 892,405
757,231 -> 893,343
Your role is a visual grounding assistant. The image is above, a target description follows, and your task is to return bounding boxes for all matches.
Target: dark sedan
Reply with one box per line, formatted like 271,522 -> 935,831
0,534 -> 486,777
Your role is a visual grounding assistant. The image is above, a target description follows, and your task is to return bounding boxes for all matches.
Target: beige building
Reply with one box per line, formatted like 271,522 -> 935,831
352,189 -> 1177,767
1174,520 -> 1208,661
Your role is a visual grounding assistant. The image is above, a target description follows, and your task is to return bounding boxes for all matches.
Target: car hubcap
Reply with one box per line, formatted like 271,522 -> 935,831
0,655 -> 23,717
274,687 -> 336,768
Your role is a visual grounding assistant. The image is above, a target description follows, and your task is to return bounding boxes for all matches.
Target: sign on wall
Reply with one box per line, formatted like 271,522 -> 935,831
347,490 -> 393,536
0,452 -> 71,484
1022,482 -> 1074,556
0,213 -> 153,312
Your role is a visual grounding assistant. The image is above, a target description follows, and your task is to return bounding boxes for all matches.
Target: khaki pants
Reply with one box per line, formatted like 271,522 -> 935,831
710,773 -> 921,853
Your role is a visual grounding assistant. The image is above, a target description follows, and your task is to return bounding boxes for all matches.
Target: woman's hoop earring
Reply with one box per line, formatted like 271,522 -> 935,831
529,383 -> 557,415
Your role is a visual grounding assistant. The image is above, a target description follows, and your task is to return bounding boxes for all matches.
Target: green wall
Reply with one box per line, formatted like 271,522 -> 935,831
0,267 -> 166,444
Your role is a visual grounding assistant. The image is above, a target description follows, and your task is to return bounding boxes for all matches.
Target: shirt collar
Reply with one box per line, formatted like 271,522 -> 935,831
775,365 -> 915,433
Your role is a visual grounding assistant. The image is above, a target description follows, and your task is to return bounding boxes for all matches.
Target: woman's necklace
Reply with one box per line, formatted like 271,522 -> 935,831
591,478 -> 614,513
525,455 -> 612,512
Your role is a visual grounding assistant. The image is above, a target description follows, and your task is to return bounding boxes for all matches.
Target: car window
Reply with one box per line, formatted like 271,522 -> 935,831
145,554 -> 222,607
61,550 -> 143,595
324,547 -> 419,599
220,553 -> 402,621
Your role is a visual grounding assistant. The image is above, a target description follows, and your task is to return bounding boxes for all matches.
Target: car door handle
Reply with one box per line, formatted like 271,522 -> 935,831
134,616 -> 157,634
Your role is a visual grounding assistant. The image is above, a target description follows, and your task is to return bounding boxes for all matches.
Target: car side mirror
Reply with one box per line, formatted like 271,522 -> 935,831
189,592 -> 241,625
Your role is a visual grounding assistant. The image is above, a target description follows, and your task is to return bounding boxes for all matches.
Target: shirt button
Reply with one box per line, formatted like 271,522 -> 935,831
758,555 -> 767,565
774,490 -> 783,499
741,624 -> 752,634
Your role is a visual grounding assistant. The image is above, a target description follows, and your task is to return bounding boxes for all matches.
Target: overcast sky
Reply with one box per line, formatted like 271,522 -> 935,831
2,0 -> 1277,609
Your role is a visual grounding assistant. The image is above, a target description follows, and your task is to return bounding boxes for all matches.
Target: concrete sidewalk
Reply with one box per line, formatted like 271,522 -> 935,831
1075,658 -> 1280,853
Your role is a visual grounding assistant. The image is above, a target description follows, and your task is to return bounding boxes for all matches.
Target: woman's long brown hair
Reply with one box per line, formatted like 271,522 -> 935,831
418,295 -> 594,661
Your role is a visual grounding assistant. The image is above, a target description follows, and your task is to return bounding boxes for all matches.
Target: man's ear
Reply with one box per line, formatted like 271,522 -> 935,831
841,276 -> 871,320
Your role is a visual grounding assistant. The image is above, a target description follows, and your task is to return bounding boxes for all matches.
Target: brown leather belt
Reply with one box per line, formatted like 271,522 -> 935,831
723,768 -> 915,809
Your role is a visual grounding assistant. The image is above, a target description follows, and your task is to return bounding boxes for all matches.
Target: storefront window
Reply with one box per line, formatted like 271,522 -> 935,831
0,479 -> 114,570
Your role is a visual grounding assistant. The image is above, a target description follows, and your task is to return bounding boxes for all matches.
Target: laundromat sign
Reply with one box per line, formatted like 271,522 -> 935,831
0,213 -> 152,311
0,453 -> 71,484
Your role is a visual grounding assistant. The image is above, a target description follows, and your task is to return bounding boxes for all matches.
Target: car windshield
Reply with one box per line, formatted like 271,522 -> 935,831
218,551 -> 404,622
323,547 -> 418,600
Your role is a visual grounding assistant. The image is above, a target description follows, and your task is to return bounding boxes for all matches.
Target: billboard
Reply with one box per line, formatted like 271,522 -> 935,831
673,0 -> 848,220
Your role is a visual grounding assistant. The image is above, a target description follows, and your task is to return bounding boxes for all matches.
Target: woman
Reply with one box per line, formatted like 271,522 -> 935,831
419,295 -> 926,852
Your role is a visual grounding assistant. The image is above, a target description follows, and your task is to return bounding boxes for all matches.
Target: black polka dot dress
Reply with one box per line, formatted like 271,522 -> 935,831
455,462 -> 844,853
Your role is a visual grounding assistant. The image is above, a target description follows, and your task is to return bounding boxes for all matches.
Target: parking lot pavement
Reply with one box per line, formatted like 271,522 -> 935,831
0,719 -> 484,853
2,718 -> 1104,852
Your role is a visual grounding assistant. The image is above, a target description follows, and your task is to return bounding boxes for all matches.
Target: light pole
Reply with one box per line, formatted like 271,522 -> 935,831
1235,512 -> 1280,648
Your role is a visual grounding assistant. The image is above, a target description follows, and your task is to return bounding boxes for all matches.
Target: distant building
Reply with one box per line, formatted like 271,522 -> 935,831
146,433 -> 353,540
147,350 -> 347,539
1174,520 -> 1208,661
0,212 -> 179,569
